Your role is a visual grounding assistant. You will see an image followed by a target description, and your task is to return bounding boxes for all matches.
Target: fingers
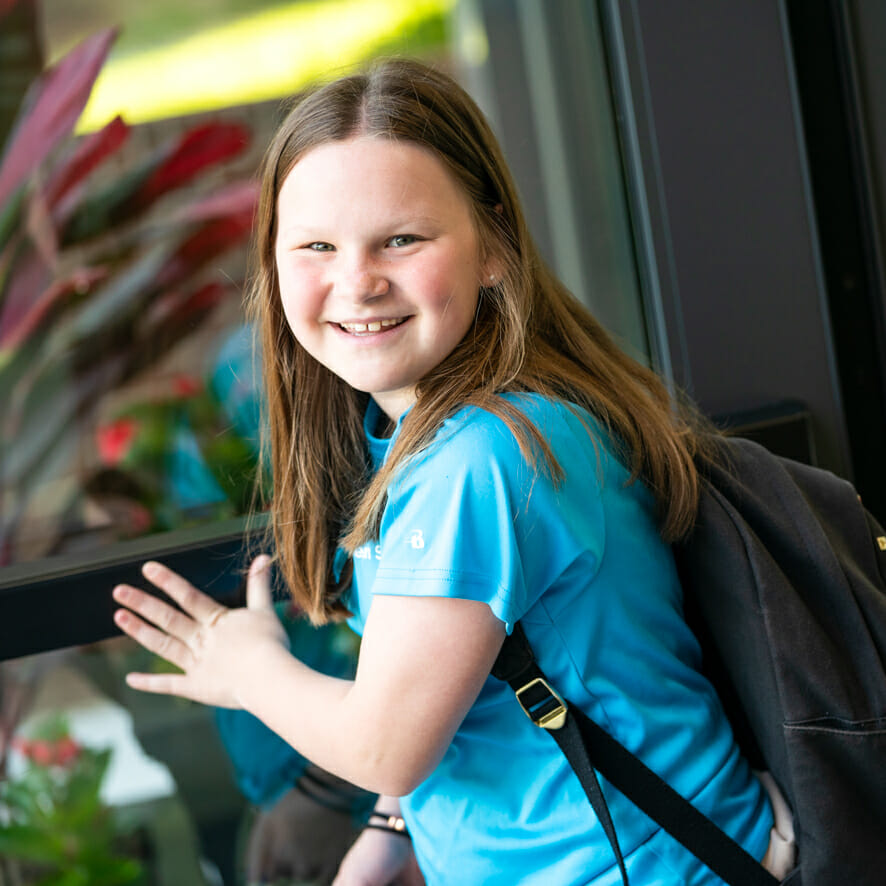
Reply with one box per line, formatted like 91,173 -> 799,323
113,606 -> 193,672
112,583 -> 196,642
123,670 -> 191,696
140,561 -> 226,626
247,555 -> 274,611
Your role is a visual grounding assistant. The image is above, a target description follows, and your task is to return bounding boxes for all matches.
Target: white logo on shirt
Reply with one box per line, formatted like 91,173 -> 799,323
354,544 -> 382,560
408,530 -> 425,550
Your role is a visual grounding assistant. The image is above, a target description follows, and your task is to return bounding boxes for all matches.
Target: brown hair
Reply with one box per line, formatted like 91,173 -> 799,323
247,58 -> 709,624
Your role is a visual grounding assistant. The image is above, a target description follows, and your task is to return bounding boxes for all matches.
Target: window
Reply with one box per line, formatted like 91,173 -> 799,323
1,3 -> 647,882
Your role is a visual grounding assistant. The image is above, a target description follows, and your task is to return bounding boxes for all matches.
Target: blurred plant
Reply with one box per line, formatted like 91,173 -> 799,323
0,715 -> 146,886
0,1 -> 259,566
0,653 -> 66,783
87,367 -> 260,536
0,0 -> 43,146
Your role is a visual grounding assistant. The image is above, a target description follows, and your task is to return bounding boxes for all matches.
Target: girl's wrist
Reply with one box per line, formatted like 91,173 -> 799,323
233,635 -> 299,711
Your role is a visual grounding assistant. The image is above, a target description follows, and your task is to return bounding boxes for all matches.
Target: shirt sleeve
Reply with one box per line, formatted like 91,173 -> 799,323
370,403 -> 605,632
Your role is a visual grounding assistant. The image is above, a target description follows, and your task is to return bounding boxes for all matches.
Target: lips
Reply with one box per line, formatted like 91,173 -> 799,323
337,317 -> 408,334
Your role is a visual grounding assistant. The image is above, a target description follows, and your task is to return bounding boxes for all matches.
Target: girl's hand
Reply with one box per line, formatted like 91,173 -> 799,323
112,555 -> 288,708
332,827 -> 424,886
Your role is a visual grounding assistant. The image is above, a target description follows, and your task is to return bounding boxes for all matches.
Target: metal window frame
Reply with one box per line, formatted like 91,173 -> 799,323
0,517 -> 261,661
598,0 -> 886,517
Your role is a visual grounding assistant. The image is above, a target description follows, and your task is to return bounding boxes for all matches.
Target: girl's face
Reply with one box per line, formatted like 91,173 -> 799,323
274,136 -> 491,420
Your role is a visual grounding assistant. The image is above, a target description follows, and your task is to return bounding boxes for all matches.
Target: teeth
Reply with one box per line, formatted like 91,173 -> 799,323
340,318 -> 404,333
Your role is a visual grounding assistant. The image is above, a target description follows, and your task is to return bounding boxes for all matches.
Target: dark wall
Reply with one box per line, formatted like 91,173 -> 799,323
605,0 -> 854,477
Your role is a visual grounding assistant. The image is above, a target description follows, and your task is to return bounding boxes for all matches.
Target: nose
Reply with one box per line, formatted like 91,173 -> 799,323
334,253 -> 390,302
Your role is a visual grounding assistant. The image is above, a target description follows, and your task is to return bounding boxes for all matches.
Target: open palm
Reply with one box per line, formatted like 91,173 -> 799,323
112,555 -> 288,708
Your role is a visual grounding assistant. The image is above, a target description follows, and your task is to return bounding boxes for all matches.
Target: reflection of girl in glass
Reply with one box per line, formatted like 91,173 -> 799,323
112,59 -> 794,884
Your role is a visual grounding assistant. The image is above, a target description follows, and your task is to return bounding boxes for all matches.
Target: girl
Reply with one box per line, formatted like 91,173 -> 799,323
112,59 -> 793,884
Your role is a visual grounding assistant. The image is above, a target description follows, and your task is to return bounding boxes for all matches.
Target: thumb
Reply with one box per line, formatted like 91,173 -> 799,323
246,555 -> 274,611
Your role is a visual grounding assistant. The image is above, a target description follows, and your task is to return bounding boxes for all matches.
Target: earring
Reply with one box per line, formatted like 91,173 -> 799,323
488,274 -> 496,284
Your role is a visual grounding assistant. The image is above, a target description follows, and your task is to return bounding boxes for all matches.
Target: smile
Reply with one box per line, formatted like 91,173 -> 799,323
337,317 -> 408,334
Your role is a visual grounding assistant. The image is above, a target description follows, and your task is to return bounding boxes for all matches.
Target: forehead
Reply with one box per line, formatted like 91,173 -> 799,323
276,136 -> 473,219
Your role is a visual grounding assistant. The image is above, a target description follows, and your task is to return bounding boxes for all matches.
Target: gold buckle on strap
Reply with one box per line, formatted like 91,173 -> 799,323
515,677 -> 567,730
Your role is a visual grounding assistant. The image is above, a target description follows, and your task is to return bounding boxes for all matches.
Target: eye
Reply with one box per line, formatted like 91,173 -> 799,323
304,242 -> 335,252
387,234 -> 420,248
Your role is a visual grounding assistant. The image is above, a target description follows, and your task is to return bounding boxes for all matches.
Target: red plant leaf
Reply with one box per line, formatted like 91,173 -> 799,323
25,187 -> 58,265
0,248 -> 50,336
133,122 -> 250,208
0,0 -> 22,19
144,281 -> 227,332
0,266 -> 107,350
45,114 -> 129,217
173,180 -> 258,225
0,28 -> 117,207
155,214 -> 254,289
176,280 -> 226,318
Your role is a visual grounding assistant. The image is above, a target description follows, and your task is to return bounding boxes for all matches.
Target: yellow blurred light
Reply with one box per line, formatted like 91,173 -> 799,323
77,0 -> 454,131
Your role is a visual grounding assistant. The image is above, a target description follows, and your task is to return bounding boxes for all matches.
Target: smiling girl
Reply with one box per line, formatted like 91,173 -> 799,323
112,59 -> 792,884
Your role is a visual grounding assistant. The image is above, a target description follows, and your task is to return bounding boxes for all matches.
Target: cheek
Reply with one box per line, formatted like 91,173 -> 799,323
416,251 -> 481,315
276,262 -> 324,328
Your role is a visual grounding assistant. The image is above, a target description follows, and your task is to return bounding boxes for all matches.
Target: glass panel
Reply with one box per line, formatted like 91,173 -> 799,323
1,3 -> 650,884
0,614 -> 363,886
41,0 -> 455,129
0,0 -> 452,573
455,0 -> 650,363
0,0 -> 648,608
0,98 -> 262,568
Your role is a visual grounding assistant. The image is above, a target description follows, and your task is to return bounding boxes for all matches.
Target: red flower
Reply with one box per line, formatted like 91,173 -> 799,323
12,734 -> 83,767
172,375 -> 202,398
96,418 -> 139,465
28,739 -> 54,766
53,735 -> 81,767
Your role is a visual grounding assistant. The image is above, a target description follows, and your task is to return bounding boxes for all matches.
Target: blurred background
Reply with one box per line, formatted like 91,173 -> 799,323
1,1 -> 884,883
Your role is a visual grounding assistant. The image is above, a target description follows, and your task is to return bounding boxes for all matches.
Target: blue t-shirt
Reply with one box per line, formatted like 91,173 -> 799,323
346,394 -> 772,885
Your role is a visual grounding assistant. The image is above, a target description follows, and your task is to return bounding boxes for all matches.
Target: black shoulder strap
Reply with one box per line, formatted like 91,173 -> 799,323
492,624 -> 779,886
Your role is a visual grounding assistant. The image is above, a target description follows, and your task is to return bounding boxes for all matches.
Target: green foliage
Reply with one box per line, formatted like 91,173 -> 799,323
92,375 -> 262,534
1,717 -> 146,886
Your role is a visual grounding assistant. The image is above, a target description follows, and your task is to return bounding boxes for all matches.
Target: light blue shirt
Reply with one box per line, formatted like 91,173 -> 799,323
346,394 -> 772,885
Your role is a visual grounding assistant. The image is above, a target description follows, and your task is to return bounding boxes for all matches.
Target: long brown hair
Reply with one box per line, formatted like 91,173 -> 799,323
247,58 -> 709,624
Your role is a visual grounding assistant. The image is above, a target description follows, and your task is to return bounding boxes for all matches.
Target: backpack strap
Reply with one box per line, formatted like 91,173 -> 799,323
492,623 -> 779,886
492,622 -> 630,886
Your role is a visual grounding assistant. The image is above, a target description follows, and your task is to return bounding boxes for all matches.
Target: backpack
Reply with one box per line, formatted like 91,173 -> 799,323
493,435 -> 886,885
676,435 -> 886,882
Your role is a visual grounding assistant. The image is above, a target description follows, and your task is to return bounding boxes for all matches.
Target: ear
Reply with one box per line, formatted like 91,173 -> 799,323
480,254 -> 505,287
480,204 -> 506,285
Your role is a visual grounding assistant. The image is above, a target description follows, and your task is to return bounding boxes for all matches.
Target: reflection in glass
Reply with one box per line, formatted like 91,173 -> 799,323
0,25 -> 259,567
0,611 -> 363,885
0,0 -> 452,572
40,0 -> 455,130
1,636 -> 237,884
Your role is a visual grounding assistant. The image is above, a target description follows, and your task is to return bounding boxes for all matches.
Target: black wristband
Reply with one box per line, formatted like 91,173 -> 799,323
365,811 -> 410,839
